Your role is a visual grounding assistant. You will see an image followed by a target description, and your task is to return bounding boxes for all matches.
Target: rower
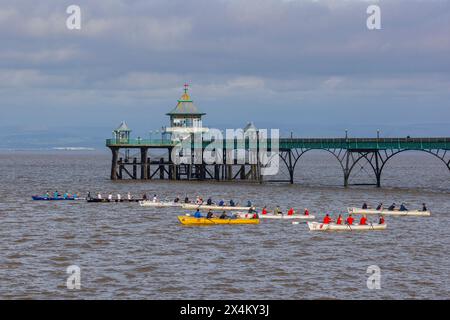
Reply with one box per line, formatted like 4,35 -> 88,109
117,194 -> 121,201
230,199 -> 235,207
261,206 -> 268,215
399,203 -> 408,211
359,215 -> 368,225
45,191 -> 50,198
274,206 -> 282,215
108,194 -> 113,201
379,215 -> 385,224
184,197 -> 189,203
206,210 -> 214,218
54,191 -> 59,198
304,208 -> 309,216
422,203 -> 427,212
248,206 -> 256,213
346,214 -> 354,225
127,192 -> 132,200
219,211 -> 228,219
143,194 -> 148,200
247,200 -> 252,207
388,203 -> 396,211
207,198 -> 213,205
376,203 -> 383,210
174,197 -> 180,203
336,214 -> 343,225
323,214 -> 332,224
195,196 -> 202,204
287,208 -> 295,216
362,202 -> 368,209
218,199 -> 225,206
87,191 -> 91,200
194,209 -> 202,218
63,192 -> 69,199
153,194 -> 158,202
97,193 -> 102,199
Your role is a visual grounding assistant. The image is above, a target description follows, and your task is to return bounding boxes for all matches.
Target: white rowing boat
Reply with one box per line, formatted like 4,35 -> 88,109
347,207 -> 431,217
235,212 -> 315,220
307,221 -> 387,231
181,203 -> 251,211
260,214 -> 315,220
139,201 -> 182,208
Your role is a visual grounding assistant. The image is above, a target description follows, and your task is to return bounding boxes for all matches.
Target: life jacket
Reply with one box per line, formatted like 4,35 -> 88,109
262,208 -> 267,215
336,216 -> 343,225
346,217 -> 354,225
288,208 -> 294,216
323,216 -> 332,224
360,217 -> 367,225
304,210 -> 309,216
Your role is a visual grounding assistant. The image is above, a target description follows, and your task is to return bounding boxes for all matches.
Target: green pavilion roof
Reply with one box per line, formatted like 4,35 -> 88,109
166,89 -> 206,117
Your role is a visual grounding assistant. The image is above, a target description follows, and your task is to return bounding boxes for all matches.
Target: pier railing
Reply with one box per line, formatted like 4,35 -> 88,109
107,137 -> 450,150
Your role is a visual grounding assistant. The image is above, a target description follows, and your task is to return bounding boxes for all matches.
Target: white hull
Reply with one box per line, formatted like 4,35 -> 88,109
139,201 -> 182,208
307,222 -> 387,231
347,207 -> 431,217
182,203 -> 251,211
260,214 -> 315,220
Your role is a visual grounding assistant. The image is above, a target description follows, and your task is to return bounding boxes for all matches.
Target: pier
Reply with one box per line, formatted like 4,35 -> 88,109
106,86 -> 450,187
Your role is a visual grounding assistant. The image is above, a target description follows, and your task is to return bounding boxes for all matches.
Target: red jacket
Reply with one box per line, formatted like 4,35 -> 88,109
323,216 -> 332,224
287,208 -> 294,216
336,216 -> 343,225
346,217 -> 354,225
304,210 -> 309,216
360,217 -> 367,225
262,208 -> 267,215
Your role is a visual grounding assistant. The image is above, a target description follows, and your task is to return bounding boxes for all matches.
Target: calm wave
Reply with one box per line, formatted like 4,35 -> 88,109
0,151 -> 449,299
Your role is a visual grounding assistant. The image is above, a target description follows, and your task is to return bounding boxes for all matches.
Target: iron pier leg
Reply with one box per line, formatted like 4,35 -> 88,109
141,148 -> 148,180
110,147 -> 119,180
344,151 -> 350,187
375,151 -> 381,188
132,158 -> 137,179
159,157 -> 165,179
288,150 -> 294,184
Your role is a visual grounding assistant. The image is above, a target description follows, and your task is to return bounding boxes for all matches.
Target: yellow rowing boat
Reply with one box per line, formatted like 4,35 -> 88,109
177,216 -> 259,226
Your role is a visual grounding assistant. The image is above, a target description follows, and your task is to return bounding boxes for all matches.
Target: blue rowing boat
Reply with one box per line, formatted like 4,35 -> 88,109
32,196 -> 77,201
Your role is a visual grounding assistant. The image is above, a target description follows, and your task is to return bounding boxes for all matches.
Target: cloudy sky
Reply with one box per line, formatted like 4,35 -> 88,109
0,0 -> 449,146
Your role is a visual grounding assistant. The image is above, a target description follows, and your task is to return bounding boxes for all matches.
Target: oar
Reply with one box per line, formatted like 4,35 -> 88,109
346,221 -> 352,231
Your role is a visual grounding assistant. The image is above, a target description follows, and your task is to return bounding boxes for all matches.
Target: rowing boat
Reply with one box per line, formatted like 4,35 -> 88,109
139,200 -> 182,208
260,214 -> 315,220
86,198 -> 143,203
307,221 -> 387,231
178,216 -> 259,225
347,207 -> 431,217
236,213 -> 315,220
181,203 -> 251,211
32,196 -> 82,201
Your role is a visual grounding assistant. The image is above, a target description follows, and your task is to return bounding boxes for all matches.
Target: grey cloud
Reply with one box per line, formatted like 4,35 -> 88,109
0,0 -> 449,143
